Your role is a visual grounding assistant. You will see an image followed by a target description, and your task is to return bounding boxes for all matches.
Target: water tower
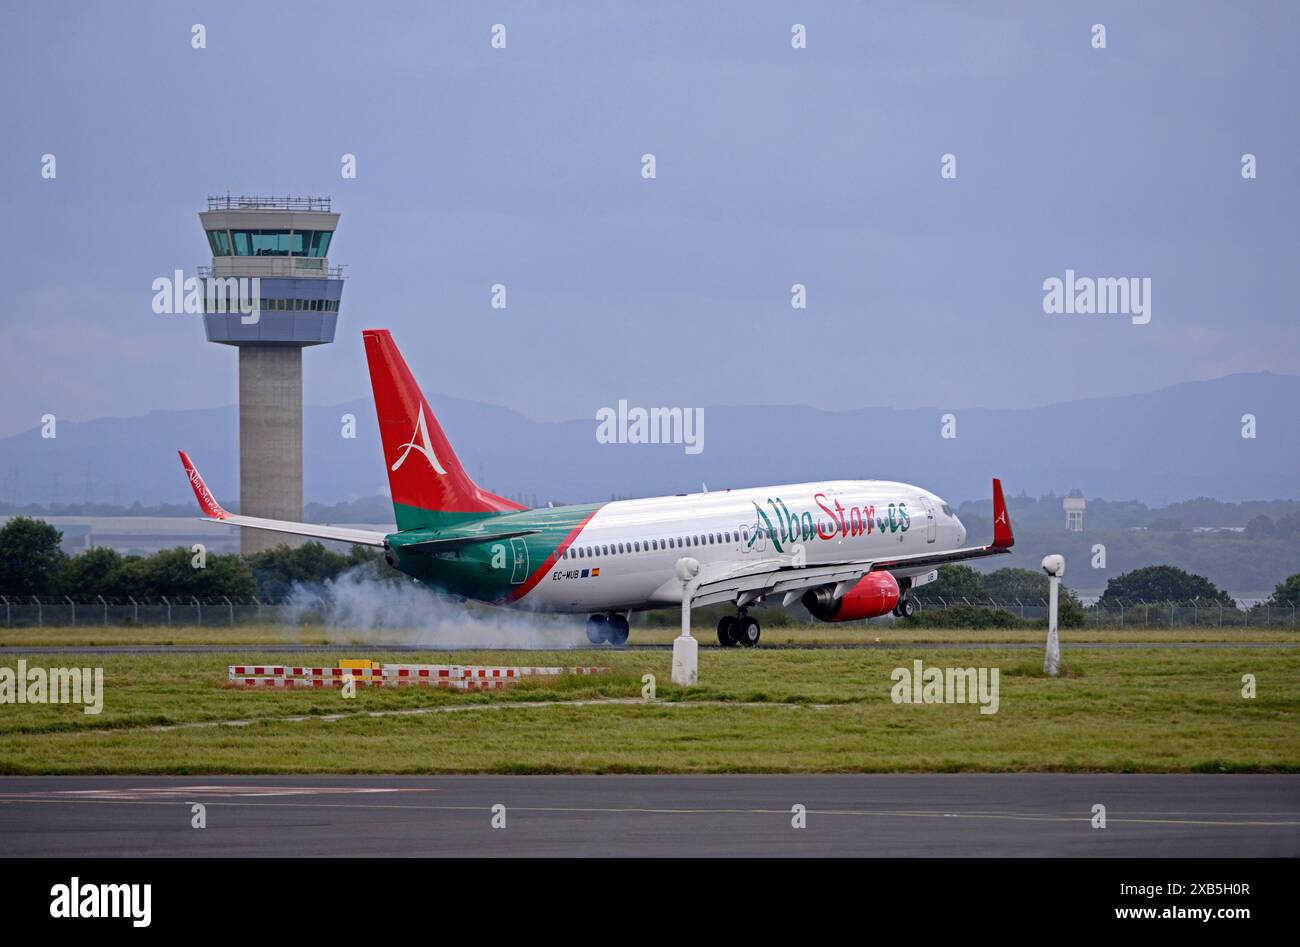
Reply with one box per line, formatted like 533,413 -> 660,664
198,195 -> 345,554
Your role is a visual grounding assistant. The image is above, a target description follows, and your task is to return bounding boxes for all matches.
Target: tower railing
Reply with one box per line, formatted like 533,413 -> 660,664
196,264 -> 345,278
206,194 -> 332,212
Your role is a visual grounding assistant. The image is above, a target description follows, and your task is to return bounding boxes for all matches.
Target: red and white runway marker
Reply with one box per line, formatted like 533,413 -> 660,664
228,663 -> 610,690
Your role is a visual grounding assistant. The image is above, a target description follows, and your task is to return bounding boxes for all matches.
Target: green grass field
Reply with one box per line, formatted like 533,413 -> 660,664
1,622 -> 1296,647
1,631 -> 1297,775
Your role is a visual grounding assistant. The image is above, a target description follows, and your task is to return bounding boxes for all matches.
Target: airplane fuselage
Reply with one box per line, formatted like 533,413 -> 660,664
385,480 -> 967,613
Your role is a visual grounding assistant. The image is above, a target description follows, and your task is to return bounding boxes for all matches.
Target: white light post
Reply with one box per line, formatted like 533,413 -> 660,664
1041,554 -> 1065,677
673,557 -> 701,685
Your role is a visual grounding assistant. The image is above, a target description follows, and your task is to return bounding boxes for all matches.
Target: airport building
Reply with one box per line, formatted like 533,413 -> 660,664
198,195 -> 345,554
1063,489 -> 1086,532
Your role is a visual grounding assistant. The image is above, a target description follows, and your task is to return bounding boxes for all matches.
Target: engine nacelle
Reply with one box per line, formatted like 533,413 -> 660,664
802,572 -> 900,622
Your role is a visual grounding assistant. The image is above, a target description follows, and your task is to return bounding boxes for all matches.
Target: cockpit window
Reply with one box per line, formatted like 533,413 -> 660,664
941,504 -> 953,516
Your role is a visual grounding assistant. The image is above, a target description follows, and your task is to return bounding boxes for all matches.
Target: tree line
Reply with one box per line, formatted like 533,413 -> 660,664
1,516 -> 1297,618
0,517 -> 396,601
920,562 -> 1295,606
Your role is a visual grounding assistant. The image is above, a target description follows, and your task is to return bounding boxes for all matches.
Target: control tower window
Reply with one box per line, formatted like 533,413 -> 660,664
230,230 -> 291,256
253,230 -> 289,255
287,231 -> 334,257
206,229 -> 232,256
308,231 -> 332,257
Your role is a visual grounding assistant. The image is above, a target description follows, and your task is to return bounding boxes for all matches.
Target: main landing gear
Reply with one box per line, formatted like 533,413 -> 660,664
891,597 -> 917,619
586,612 -> 630,646
717,610 -> 761,648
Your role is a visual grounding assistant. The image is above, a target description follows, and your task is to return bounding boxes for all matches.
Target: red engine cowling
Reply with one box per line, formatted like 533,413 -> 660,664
802,572 -> 900,622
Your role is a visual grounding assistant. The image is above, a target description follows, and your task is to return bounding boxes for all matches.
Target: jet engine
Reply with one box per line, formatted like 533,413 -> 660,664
802,571 -> 900,622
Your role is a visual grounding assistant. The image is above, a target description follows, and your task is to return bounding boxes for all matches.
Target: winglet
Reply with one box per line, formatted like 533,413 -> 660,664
991,477 -> 1013,549
178,451 -> 229,520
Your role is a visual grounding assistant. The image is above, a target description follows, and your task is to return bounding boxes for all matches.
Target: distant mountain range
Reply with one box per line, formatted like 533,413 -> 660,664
1,372 -> 1295,509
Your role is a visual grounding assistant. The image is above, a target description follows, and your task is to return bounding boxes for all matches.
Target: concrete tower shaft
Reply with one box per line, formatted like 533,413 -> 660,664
239,346 -> 303,536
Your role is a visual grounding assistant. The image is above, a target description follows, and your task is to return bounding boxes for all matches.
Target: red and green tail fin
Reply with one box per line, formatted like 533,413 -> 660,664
362,329 -> 526,531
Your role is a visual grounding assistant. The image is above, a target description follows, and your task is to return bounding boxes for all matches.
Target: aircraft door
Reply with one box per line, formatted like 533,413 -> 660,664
510,537 -> 529,583
921,497 -> 937,543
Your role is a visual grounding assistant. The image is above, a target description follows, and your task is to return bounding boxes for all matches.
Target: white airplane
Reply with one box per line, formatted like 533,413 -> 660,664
179,329 -> 1014,646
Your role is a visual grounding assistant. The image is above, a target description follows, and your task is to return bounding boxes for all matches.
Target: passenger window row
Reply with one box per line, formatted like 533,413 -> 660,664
562,530 -> 739,560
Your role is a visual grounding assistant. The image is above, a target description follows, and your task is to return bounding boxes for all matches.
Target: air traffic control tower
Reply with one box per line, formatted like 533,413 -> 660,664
198,195 -> 345,554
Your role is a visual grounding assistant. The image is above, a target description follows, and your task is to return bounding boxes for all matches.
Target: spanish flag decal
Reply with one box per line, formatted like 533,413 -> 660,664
591,567 -> 600,577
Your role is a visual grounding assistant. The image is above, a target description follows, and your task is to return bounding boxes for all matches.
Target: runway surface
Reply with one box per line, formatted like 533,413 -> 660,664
1,774 -> 1295,857
1,641 -> 1294,654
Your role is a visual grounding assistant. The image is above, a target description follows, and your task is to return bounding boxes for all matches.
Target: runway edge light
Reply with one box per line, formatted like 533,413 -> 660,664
672,557 -> 701,686
1041,554 -> 1065,677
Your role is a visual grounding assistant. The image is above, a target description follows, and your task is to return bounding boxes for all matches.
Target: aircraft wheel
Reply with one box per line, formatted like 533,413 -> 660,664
607,614 -> 630,646
716,616 -> 736,647
585,614 -> 609,644
734,615 -> 761,647
899,598 -> 916,619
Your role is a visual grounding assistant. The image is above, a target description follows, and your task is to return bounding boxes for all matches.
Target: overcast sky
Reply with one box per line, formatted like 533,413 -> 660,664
1,1 -> 1296,439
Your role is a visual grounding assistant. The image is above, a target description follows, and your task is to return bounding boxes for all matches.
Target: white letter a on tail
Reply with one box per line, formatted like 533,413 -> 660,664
391,404 -> 447,475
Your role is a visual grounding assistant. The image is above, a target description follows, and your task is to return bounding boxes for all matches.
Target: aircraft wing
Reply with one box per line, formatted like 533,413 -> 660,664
178,451 -> 389,548
690,478 -> 1014,609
